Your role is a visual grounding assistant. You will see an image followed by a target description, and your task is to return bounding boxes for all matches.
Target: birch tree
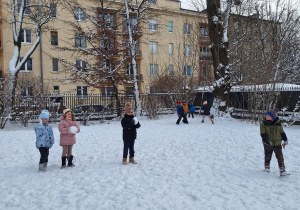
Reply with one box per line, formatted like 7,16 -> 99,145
123,0 -> 151,117
0,0 -> 55,128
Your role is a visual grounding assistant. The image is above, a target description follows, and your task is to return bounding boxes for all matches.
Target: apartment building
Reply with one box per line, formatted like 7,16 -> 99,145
1,0 -> 211,96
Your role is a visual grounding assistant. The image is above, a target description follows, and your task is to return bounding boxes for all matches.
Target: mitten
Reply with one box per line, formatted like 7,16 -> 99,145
282,141 -> 288,146
49,143 -> 53,149
265,140 -> 272,146
133,117 -> 139,125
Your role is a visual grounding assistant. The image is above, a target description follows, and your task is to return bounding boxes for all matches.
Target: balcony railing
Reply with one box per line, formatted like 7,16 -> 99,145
200,36 -> 210,42
200,55 -> 212,61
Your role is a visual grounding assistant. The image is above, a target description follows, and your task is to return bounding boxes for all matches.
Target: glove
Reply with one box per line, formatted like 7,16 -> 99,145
132,117 -> 139,125
49,144 -> 53,149
282,141 -> 288,149
265,140 -> 272,146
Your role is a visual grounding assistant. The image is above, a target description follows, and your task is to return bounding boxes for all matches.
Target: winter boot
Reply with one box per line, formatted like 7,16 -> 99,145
67,155 -> 75,167
280,167 -> 287,176
129,157 -> 137,164
264,167 -> 270,173
201,120 -> 204,123
39,163 -> 47,172
44,162 -> 48,170
61,157 -> 67,168
122,158 -> 127,165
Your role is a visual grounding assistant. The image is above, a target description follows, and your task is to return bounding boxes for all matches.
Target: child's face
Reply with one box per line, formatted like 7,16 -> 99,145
41,118 -> 48,124
66,112 -> 72,118
266,115 -> 273,121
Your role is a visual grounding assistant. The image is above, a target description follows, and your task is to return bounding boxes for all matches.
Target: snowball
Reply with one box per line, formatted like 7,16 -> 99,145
70,126 -> 77,134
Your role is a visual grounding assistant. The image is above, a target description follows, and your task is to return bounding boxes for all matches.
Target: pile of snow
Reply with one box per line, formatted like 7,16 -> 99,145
0,114 -> 299,209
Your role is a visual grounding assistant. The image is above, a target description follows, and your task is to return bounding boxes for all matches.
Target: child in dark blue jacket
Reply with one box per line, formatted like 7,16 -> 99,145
34,110 -> 54,171
176,101 -> 188,124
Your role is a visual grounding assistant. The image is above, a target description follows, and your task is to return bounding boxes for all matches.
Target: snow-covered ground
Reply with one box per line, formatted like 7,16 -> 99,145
0,114 -> 299,210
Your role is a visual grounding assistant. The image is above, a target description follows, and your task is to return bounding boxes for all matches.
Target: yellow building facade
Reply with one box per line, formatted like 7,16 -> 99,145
1,0 -> 212,96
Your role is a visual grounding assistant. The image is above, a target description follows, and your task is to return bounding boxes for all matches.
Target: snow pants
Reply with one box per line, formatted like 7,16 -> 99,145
123,139 -> 135,159
39,147 -> 49,164
176,113 -> 188,124
264,145 -> 285,169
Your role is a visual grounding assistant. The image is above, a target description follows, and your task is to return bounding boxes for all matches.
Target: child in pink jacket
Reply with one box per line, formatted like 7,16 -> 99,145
58,109 -> 80,168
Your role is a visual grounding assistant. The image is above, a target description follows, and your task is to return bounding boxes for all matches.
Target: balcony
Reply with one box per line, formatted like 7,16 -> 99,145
199,36 -> 210,43
200,55 -> 212,61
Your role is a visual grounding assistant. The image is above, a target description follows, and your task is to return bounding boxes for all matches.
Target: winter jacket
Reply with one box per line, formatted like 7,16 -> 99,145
121,114 -> 141,141
188,104 -> 195,112
58,116 -> 80,146
182,104 -> 189,114
177,104 -> 184,115
201,104 -> 210,115
34,123 -> 54,149
260,117 -> 287,146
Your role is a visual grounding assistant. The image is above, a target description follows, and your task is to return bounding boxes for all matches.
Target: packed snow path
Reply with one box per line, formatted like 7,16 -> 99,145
0,114 -> 299,209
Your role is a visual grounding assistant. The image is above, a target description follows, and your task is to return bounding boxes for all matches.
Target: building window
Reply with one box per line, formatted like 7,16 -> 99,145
20,57 -> 33,72
184,23 -> 191,35
201,66 -> 209,78
168,65 -> 173,76
184,45 -> 191,56
50,3 -> 57,17
200,27 -> 208,36
99,12 -> 114,28
184,65 -> 191,76
100,37 -> 114,50
150,64 -> 158,75
75,34 -> 86,48
200,47 -> 210,56
168,21 -> 173,33
74,8 -> 85,21
126,87 -> 134,97
51,31 -> 58,45
18,0 -> 31,15
149,0 -> 157,4
77,86 -> 87,97
52,58 -> 58,72
76,60 -> 87,71
126,63 -> 139,75
21,30 -> 31,44
124,17 -> 138,33
149,19 -> 157,31
102,87 -> 117,97
21,86 -> 33,96
53,86 -> 59,92
124,39 -> 139,56
169,43 -> 173,55
149,42 -> 158,54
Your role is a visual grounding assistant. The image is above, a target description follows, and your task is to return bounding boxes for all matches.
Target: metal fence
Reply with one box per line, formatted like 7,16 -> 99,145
0,93 -> 184,125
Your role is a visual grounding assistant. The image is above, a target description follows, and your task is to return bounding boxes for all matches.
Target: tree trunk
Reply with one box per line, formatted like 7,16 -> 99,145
206,0 -> 232,112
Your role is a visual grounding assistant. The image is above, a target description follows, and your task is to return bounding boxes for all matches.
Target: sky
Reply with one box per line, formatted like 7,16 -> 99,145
0,113 -> 299,209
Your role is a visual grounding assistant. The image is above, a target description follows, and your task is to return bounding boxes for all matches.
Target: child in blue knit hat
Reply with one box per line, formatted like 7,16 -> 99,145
34,110 -> 54,172
260,109 -> 289,176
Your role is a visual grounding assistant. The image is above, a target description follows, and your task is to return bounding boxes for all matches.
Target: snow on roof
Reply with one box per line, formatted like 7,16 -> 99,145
195,83 -> 300,93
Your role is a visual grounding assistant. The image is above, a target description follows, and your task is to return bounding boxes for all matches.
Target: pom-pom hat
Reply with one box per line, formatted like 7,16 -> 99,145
39,110 -> 50,120
265,109 -> 278,120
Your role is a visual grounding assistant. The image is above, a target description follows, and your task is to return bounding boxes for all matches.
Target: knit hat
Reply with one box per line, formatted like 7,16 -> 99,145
182,100 -> 186,103
63,109 -> 72,115
265,109 -> 278,120
39,110 -> 50,120
177,101 -> 182,105
125,102 -> 133,114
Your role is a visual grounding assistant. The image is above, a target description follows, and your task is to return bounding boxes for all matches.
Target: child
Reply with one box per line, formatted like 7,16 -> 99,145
176,101 -> 188,124
34,110 -> 54,172
260,109 -> 289,176
58,109 -> 80,168
188,103 -> 195,118
121,102 -> 141,165
201,101 -> 214,124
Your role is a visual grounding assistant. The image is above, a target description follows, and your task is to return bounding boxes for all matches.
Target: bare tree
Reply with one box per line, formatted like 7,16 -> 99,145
0,0 -> 55,128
